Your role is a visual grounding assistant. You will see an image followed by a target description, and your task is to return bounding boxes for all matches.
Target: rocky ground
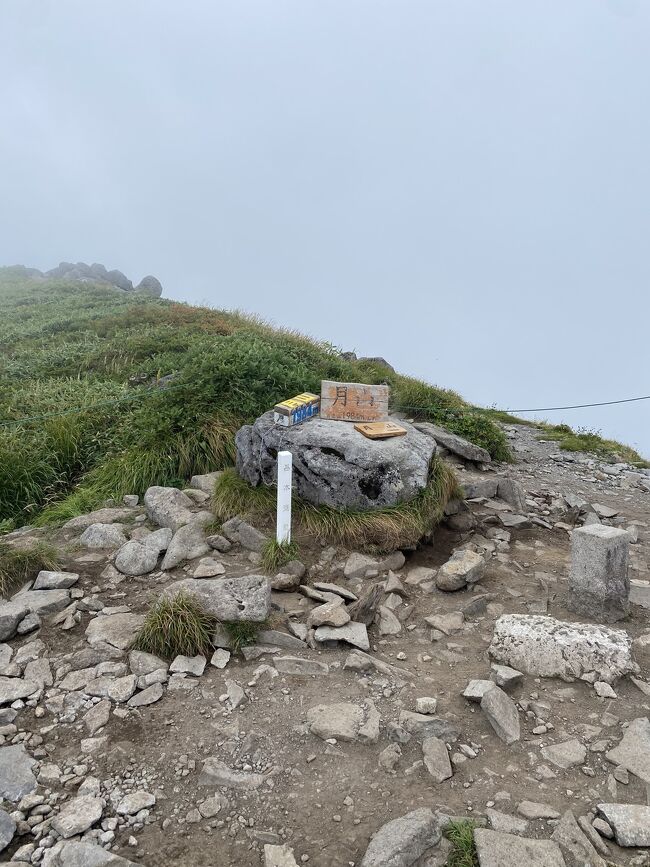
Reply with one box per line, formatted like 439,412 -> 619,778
1,423 -> 650,866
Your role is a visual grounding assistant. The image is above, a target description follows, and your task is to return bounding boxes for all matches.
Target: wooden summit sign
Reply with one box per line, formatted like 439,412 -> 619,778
320,380 -> 389,423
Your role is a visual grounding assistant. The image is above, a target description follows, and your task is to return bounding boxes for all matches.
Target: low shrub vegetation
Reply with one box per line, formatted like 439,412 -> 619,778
0,541 -> 58,597
224,620 -> 263,652
132,592 -> 216,660
0,269 -> 510,528
539,423 -> 649,466
213,458 -> 461,552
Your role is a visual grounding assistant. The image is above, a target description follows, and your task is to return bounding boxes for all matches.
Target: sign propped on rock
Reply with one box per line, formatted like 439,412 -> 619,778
320,380 -> 389,423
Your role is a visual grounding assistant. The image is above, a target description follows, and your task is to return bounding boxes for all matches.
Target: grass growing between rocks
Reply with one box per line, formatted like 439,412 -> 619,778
213,458 -> 461,553
224,620 -> 264,653
446,820 -> 479,867
132,592 -> 217,660
260,539 -> 300,573
539,423 -> 650,467
0,541 -> 58,597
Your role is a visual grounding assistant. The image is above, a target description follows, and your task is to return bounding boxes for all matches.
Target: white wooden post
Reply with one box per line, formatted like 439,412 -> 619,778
277,451 -> 292,544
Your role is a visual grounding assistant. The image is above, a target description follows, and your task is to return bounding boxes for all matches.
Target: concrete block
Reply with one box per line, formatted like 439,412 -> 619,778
568,525 -> 629,622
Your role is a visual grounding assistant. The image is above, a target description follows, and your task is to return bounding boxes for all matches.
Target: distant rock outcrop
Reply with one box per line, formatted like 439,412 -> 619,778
18,262 -> 163,297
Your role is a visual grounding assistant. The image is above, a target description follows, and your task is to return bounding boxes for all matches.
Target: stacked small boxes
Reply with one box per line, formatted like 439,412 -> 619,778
273,392 -> 320,427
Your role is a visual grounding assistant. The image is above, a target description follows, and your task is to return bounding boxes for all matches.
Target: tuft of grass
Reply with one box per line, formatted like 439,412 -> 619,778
539,423 -> 650,467
132,592 -> 217,660
0,541 -> 59,597
213,457 -> 461,553
224,620 -> 264,653
446,819 -> 479,867
261,539 -> 300,573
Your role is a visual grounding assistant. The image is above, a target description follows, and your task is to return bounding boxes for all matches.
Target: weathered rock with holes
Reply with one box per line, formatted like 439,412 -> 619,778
163,575 -> 271,622
489,614 -> 637,683
359,807 -> 442,867
236,411 -> 436,510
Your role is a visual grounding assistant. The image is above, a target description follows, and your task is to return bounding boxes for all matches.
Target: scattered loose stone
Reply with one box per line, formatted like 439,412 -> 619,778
127,682 -> 164,706
421,737 -> 452,783
307,700 -> 380,743
273,656 -> 329,676
480,685 -> 520,744
169,654 -> 206,676
517,801 -> 561,820
490,664 -> 523,689
116,791 -> 156,815
436,549 -> 485,592
264,843 -> 300,867
463,679 -> 495,702
485,808 -> 528,835
198,758 -> 266,789
605,717 -> 650,783
210,648 -> 231,669
33,570 -> 79,590
551,810 -> 606,866
541,739 -> 587,770
314,621 -> 370,650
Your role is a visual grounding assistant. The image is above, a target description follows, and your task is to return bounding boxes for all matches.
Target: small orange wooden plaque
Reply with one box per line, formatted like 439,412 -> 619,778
320,380 -> 389,422
354,421 -> 407,440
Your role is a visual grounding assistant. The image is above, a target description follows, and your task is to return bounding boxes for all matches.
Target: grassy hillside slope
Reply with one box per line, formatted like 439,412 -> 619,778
0,268 -> 511,529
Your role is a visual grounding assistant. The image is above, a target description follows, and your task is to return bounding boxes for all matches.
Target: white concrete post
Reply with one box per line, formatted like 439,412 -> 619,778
276,451 -> 292,544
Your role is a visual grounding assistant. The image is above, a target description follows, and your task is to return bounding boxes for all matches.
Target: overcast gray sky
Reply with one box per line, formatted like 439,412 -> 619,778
2,0 -> 649,457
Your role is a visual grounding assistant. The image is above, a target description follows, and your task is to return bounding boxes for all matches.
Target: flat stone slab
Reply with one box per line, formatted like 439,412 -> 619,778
473,829 -> 565,866
489,614 -> 637,683
596,803 -> 650,847
313,621 -> 369,650
605,717 -> 650,783
85,613 -> 145,651
273,657 -> 329,676
33,571 -> 79,590
307,700 -> 380,743
421,736 -> 452,783
541,739 -> 587,769
0,745 -> 37,802
163,575 -> 271,622
415,421 -> 491,463
51,795 -> 104,838
0,676 -> 40,705
13,589 -> 70,616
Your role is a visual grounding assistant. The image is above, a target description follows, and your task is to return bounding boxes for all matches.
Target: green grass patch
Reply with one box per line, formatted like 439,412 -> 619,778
0,271 -> 511,526
213,458 -> 461,553
224,620 -> 264,653
260,539 -> 300,573
0,541 -> 58,597
539,423 -> 649,466
446,819 -> 479,867
132,592 -> 217,660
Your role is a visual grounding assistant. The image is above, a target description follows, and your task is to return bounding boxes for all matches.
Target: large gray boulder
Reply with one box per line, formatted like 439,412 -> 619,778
360,808 -> 442,867
144,486 -> 195,531
163,575 -> 271,622
134,275 -> 163,297
115,541 -> 159,577
236,412 -> 436,510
